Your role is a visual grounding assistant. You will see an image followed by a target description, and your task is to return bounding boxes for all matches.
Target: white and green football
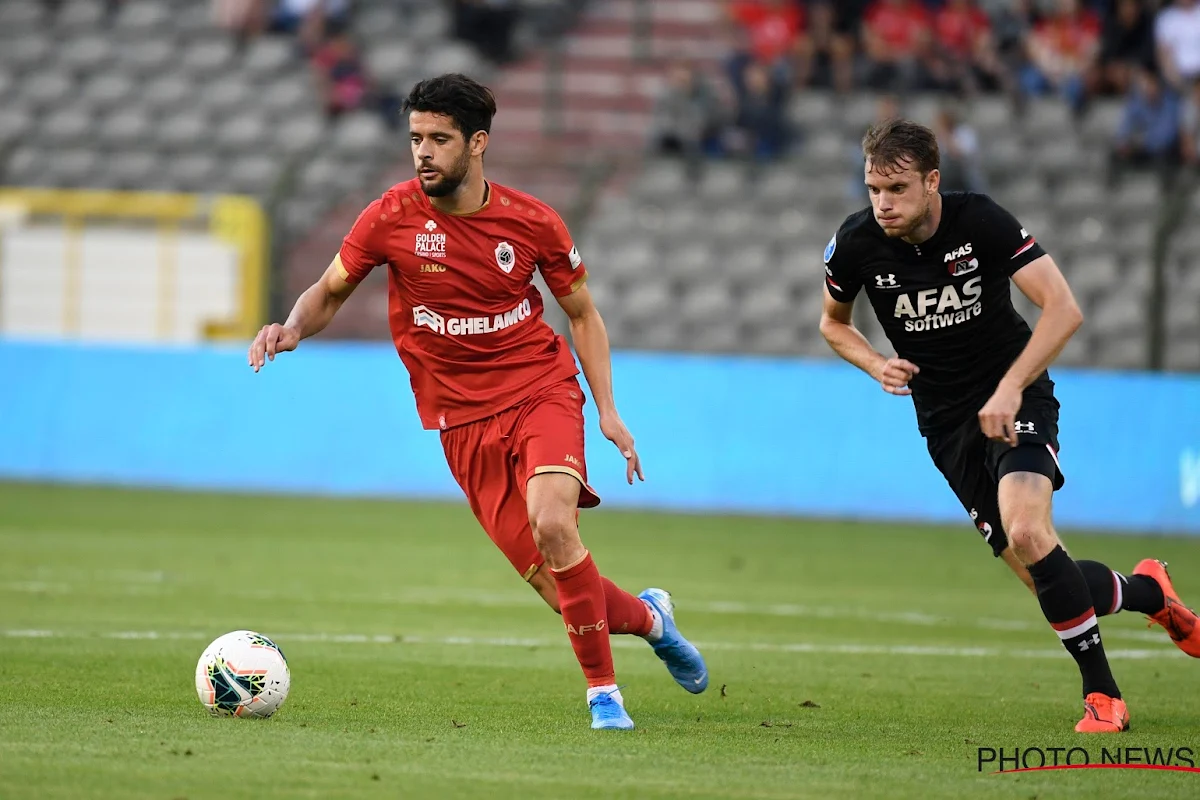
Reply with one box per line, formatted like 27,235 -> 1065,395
195,630 -> 290,718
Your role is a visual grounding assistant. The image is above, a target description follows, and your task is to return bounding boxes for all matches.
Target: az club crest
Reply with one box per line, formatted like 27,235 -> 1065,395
494,241 -> 515,273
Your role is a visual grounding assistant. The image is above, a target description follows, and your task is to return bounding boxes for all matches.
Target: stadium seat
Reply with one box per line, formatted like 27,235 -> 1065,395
143,74 -> 192,114
168,154 -> 220,192
0,1 -> 46,31
0,105 -> 35,147
39,108 -> 94,148
59,34 -> 114,72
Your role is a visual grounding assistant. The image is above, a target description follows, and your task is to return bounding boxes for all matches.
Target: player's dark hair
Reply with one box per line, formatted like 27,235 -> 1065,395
402,74 -> 497,137
862,119 -> 940,176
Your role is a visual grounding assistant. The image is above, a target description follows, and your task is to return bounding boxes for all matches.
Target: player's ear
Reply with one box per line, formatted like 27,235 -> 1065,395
470,130 -> 488,158
926,169 -> 940,193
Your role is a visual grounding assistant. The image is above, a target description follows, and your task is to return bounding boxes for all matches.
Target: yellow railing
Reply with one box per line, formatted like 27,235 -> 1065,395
0,188 -> 268,341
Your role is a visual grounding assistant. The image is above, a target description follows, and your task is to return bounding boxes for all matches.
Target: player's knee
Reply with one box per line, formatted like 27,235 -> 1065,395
529,506 -> 578,558
1005,519 -> 1056,562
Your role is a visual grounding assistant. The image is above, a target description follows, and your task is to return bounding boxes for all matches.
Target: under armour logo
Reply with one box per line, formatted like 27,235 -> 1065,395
1078,633 -> 1101,651
1014,421 -> 1036,435
875,274 -> 898,287
424,220 -> 437,231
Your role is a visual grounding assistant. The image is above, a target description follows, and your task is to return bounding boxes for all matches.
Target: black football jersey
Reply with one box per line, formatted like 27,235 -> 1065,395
823,192 -> 1056,435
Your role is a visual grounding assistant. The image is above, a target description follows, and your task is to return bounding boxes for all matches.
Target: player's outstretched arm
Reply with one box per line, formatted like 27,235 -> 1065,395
248,255 -> 358,372
556,285 -> 644,484
819,286 -> 919,396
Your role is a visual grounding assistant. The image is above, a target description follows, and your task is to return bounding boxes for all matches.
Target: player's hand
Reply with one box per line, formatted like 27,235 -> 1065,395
978,382 -> 1023,446
877,357 -> 920,396
600,412 -> 644,484
248,324 -> 300,372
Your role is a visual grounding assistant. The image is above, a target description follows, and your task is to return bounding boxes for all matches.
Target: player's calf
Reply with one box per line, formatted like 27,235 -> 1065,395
528,472 -> 627,722
999,470 -> 1122,708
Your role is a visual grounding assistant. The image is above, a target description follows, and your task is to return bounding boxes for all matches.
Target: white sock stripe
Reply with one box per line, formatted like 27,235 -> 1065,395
1111,571 -> 1123,615
1056,613 -> 1099,641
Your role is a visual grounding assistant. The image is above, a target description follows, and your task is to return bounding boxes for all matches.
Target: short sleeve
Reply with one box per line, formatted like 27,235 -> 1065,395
971,195 -> 1046,276
822,227 -> 861,303
338,197 -> 389,283
538,212 -> 588,297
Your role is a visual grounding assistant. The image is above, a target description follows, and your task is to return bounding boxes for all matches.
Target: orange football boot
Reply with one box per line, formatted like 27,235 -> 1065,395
1075,693 -> 1130,733
1133,559 -> 1200,658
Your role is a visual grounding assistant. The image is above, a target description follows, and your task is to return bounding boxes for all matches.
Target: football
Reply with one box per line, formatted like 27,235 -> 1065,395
194,630 -> 291,718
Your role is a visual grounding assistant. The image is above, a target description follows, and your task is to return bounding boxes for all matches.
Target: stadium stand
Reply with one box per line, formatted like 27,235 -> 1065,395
0,0 -> 1195,371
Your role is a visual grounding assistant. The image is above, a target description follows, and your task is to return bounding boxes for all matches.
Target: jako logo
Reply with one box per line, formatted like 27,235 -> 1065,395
566,620 -> 606,635
943,243 -> 973,262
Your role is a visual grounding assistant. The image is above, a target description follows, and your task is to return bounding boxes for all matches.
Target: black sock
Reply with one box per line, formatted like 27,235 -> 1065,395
1027,546 -> 1121,699
1077,559 -> 1166,616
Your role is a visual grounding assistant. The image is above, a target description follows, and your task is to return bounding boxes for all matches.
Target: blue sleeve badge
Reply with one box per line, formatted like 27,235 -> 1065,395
823,234 -> 837,264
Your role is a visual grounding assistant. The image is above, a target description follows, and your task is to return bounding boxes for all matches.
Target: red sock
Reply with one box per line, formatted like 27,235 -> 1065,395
552,551 -> 615,687
601,577 -> 653,636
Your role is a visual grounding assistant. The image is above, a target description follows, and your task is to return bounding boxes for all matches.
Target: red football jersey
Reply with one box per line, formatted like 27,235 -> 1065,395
338,179 -> 587,431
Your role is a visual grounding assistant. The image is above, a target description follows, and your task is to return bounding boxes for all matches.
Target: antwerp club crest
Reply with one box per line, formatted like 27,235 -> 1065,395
494,241 -> 515,273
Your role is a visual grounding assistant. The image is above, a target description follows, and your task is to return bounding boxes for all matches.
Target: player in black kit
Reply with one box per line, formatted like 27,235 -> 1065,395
819,119 -> 1200,733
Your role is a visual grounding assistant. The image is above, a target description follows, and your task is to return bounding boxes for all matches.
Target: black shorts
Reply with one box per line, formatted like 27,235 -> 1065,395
926,398 -> 1065,558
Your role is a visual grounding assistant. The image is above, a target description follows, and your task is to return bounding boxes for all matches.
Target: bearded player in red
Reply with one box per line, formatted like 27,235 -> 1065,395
248,74 -> 708,730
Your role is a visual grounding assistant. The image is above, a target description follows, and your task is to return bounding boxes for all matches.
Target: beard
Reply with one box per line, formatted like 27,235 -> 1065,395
880,197 -> 932,239
418,152 -> 471,198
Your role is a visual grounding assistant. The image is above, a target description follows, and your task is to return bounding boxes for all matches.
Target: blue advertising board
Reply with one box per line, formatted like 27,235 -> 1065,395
1,339 -> 1197,534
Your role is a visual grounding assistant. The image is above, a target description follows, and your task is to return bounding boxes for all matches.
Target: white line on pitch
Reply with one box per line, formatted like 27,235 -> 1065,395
2,628 -> 1182,660
0,581 -> 1168,643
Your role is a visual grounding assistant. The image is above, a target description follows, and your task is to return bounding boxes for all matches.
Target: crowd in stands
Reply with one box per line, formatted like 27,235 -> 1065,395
651,0 -> 1200,188
211,1 -> 518,127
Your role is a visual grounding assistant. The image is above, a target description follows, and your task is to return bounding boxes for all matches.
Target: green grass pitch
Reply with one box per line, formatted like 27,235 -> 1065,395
2,482 -> 1199,799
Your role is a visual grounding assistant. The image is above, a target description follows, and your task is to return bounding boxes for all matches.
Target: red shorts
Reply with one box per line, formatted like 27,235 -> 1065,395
440,377 -> 600,581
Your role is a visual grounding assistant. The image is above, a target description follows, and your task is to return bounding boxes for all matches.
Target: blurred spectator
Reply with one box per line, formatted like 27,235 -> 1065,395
1093,0 -> 1156,96
730,61 -> 791,163
799,1 -> 860,92
987,0 -> 1037,110
310,29 -> 368,120
934,105 -> 988,192
929,0 -> 1006,96
1156,0 -> 1200,90
213,0 -> 268,50
723,0 -> 802,106
1022,0 -> 1101,117
1180,75 -> 1200,165
861,0 -> 936,93
309,28 -> 404,129
725,0 -> 804,72
272,0 -> 350,49
650,61 -> 727,181
453,0 -> 520,65
1108,65 -> 1182,185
